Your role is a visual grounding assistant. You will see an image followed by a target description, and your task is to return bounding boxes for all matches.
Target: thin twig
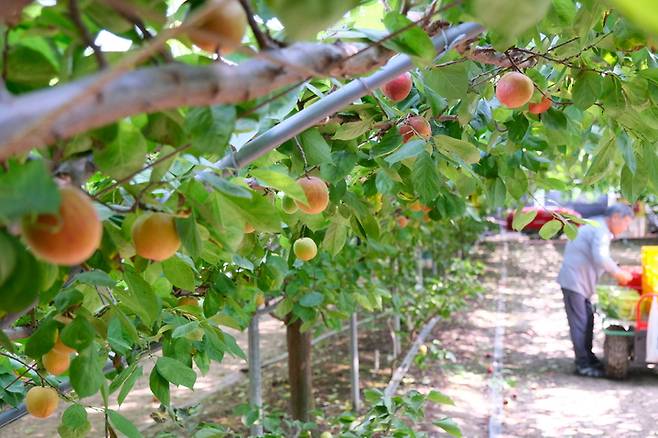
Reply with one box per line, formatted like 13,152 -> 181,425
94,143 -> 190,197
294,137 -> 308,170
68,0 -> 107,69
238,0 -> 273,51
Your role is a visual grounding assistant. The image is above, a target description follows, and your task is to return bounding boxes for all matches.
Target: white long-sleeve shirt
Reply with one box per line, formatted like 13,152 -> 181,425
557,217 -> 623,299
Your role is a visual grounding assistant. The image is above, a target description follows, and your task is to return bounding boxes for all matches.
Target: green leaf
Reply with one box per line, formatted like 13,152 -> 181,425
0,160 -> 60,221
156,357 -> 196,389
428,390 -> 455,405
609,0 -> 658,35
298,129 -> 333,166
539,219 -> 563,239
108,410 -> 144,438
142,113 -> 185,148
118,366 -> 143,406
564,222 -> 579,240
70,345 -> 105,398
584,136 -> 616,185
250,168 -> 307,202
61,315 -> 96,351
118,267 -> 161,327
333,118 -> 373,140
185,105 -> 236,155
265,0 -> 361,41
322,219 -> 348,256
175,214 -> 203,258
150,145 -> 178,183
58,405 -> 91,438
149,368 -> 170,405
198,173 -> 253,199
384,139 -> 425,164
435,135 -> 481,164
412,152 -> 442,203
216,191 -> 281,233
383,12 -> 435,64
572,71 -> 602,110
299,291 -> 324,307
512,207 -> 537,231
25,318 -> 57,359
74,270 -> 116,287
434,417 -> 462,437
93,123 -> 147,180
473,0 -> 551,47
6,44 -> 57,87
423,63 -> 470,100
371,128 -> 403,157
162,257 -> 196,291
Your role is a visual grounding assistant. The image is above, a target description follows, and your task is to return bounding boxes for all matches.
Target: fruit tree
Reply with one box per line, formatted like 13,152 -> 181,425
0,0 -> 657,435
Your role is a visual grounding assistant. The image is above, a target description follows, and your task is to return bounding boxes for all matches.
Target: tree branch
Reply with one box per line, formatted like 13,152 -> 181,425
238,0 -> 275,51
0,40 -> 395,159
456,43 -> 537,68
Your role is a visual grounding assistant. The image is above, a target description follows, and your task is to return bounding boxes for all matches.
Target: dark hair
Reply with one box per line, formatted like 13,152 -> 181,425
605,203 -> 634,218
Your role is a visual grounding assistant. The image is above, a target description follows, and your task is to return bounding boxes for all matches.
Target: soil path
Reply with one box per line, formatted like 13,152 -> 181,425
417,238 -> 658,437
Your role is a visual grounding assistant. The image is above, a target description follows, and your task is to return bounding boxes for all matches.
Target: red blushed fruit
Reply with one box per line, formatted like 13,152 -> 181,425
399,116 -> 431,143
381,72 -> 413,102
528,96 -> 552,114
496,71 -> 534,108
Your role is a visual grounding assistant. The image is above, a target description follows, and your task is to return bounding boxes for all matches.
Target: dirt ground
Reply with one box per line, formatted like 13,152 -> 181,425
3,236 -> 658,437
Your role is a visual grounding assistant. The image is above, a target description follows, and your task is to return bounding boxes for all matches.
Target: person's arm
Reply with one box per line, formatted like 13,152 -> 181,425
591,228 -> 632,284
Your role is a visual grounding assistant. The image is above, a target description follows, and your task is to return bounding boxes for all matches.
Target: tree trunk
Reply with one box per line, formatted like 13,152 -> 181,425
286,315 -> 314,422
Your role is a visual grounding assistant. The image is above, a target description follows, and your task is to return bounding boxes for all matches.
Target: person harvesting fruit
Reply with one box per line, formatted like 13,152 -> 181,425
557,204 -> 634,378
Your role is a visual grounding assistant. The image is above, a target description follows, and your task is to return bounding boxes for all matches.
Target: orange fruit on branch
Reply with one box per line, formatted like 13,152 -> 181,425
381,72 -> 413,102
42,349 -> 71,376
25,386 -> 59,419
528,96 -> 552,114
400,116 -> 431,143
496,71 -> 534,109
22,186 -> 102,266
132,212 -> 181,261
295,177 -> 329,214
188,0 -> 247,54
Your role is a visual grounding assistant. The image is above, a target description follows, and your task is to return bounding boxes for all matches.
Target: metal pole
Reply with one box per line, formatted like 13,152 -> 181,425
248,315 -> 263,437
211,22 -> 483,171
349,312 -> 360,412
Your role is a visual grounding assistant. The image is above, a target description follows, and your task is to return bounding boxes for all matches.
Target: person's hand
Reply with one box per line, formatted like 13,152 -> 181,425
614,270 -> 634,286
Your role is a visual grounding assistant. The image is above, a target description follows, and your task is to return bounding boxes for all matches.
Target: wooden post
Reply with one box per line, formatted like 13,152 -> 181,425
286,315 -> 314,421
248,315 -> 263,436
349,312 -> 361,412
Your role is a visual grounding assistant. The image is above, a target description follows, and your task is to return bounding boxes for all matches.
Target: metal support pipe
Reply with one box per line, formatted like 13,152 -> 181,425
248,315 -> 263,437
213,22 -> 484,171
349,312 -> 360,412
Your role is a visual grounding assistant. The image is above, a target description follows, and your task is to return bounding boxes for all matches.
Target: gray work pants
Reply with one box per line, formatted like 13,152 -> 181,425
562,288 -> 598,368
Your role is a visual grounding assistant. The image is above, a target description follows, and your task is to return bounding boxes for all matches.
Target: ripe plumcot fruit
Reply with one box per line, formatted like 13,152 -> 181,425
22,186 -> 102,266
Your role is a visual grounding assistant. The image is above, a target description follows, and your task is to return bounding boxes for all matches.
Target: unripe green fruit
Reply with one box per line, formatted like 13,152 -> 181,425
320,432 -> 333,438
293,237 -> 317,261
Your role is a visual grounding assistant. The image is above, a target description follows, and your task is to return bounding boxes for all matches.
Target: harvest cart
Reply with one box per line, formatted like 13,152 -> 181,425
603,293 -> 658,379
601,257 -> 658,379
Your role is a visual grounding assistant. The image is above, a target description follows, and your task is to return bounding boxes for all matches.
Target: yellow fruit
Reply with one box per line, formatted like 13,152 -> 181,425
25,386 -> 59,419
42,350 -> 70,376
295,177 -> 329,214
418,344 -> 428,356
132,212 -> 181,261
22,186 -> 102,266
188,0 -> 247,54
496,72 -> 534,108
53,336 -> 75,355
293,237 -> 317,261
244,223 -> 255,233
255,292 -> 265,307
